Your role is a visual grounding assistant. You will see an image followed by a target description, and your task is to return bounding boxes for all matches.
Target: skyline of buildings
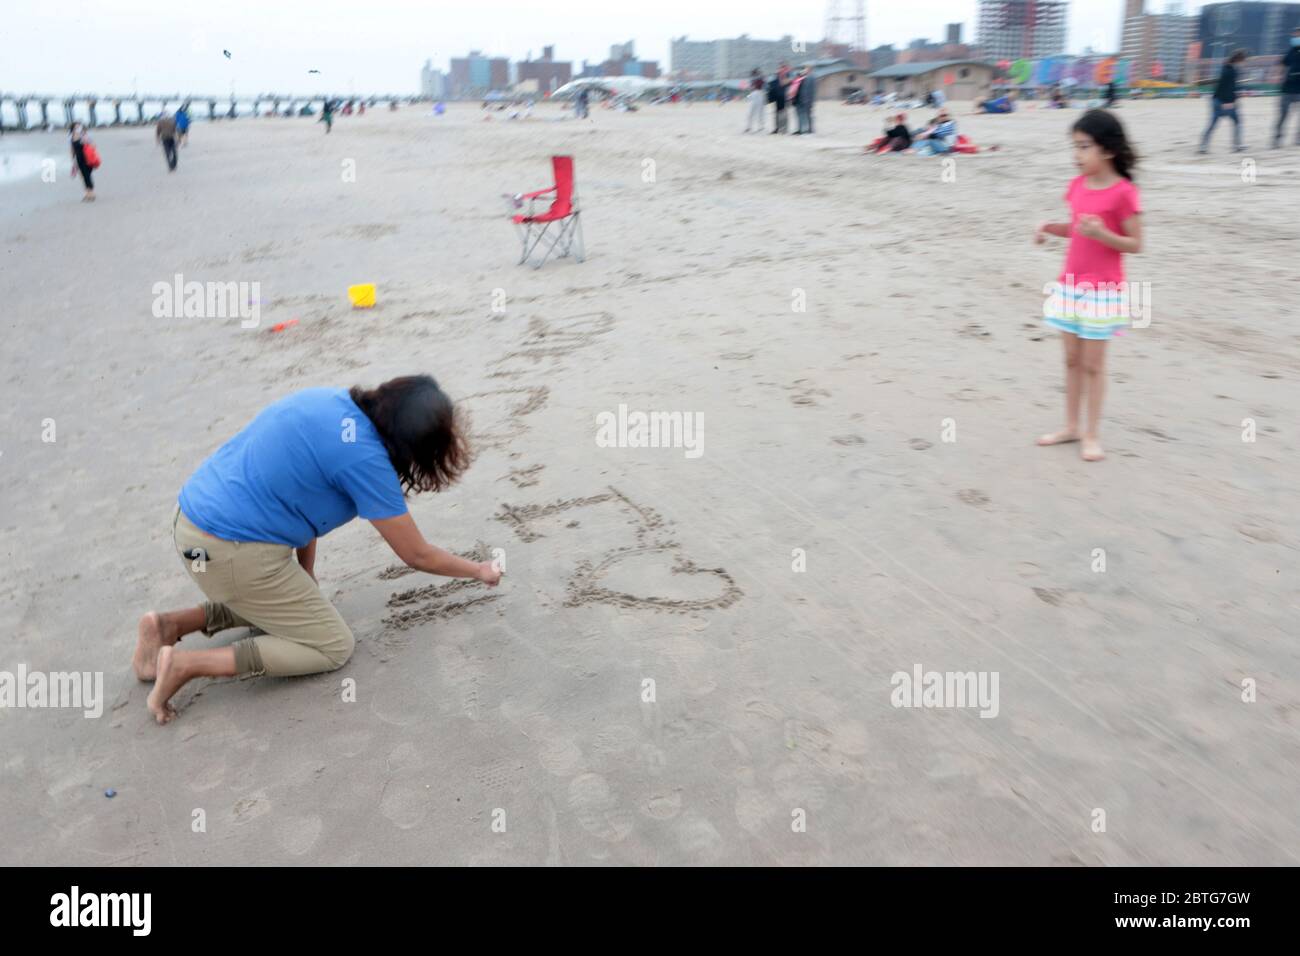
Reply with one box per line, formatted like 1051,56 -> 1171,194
421,1 -> 1300,96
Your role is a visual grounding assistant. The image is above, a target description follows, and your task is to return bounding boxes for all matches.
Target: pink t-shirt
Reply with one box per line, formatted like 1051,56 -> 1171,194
1060,175 -> 1142,285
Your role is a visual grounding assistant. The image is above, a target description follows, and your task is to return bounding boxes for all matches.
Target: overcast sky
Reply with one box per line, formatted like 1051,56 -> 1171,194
6,0 -> 1207,95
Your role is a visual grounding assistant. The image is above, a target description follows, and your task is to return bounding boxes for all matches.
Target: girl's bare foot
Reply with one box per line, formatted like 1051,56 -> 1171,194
146,646 -> 183,725
134,612 -> 168,681
1036,430 -> 1080,446
1081,437 -> 1105,461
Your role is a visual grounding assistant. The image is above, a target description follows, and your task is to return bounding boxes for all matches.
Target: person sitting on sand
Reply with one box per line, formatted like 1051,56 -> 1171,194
911,110 -> 958,155
135,375 -> 503,725
974,94 -> 1015,114
879,113 -> 912,152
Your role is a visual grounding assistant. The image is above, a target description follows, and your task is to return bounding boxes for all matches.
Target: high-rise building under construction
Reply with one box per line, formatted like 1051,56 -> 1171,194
976,0 -> 1070,61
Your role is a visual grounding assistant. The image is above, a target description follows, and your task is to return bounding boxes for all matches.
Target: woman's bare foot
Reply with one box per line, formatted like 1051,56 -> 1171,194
1081,437 -> 1105,461
1036,429 -> 1080,446
134,612 -> 170,681
146,646 -> 184,725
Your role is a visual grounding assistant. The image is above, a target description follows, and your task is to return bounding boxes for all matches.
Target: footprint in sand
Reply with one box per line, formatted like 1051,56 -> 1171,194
568,773 -> 634,843
379,779 -> 428,830
641,789 -> 684,821
957,489 -> 991,507
537,737 -> 585,777
275,815 -> 323,856
1032,587 -> 1068,606
909,438 -> 933,450
230,790 -> 272,824
674,812 -> 725,863
474,761 -> 526,792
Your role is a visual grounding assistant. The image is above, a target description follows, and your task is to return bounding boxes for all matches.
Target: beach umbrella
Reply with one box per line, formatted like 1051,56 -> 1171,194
1009,59 -> 1031,84
1094,57 -> 1117,85
1151,61 -> 1164,78
943,72 -> 955,85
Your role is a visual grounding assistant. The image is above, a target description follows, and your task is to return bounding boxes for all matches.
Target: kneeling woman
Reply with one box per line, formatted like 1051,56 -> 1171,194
136,375 -> 502,724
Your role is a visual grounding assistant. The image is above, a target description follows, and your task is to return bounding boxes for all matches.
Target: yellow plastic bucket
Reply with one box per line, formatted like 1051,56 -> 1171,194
348,283 -> 376,308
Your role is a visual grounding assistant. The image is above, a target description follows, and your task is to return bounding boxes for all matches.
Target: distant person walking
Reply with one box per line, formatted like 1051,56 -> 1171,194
744,68 -> 766,132
176,102 -> 191,146
575,88 -> 590,119
794,66 -> 817,134
321,98 -> 335,133
768,68 -> 788,133
69,122 -> 96,202
1273,26 -> 1300,147
156,110 -> 179,171
1198,49 -> 1247,154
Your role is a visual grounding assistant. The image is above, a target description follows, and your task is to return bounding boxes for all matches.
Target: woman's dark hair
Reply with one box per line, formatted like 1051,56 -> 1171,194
350,375 -> 469,494
1229,48 -> 1248,64
1072,109 -> 1138,181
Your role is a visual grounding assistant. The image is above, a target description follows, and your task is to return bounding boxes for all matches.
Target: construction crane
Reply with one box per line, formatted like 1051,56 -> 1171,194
824,0 -> 868,52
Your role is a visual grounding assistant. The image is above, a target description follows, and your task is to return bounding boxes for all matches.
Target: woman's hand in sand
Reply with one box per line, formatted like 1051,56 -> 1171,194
476,561 -> 503,587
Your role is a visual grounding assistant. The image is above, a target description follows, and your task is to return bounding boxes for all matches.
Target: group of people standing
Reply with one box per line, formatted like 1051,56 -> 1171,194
67,101 -> 191,200
744,62 -> 817,135
1200,27 -> 1300,153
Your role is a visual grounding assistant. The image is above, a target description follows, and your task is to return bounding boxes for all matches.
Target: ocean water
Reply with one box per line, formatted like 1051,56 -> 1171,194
0,150 -> 56,186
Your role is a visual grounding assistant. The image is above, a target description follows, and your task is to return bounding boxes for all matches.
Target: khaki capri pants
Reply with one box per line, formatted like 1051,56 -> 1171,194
172,507 -> 354,678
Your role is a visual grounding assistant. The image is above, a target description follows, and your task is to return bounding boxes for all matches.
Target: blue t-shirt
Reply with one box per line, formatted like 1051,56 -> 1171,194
178,387 -> 408,547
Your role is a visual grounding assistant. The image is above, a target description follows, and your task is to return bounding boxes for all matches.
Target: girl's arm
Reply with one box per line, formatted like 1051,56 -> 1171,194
1035,221 -> 1071,243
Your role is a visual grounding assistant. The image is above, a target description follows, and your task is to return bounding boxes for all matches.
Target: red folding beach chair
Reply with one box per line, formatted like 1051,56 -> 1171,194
511,155 -> 585,269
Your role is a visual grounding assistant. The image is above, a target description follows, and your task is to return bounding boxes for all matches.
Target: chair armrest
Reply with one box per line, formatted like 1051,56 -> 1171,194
520,186 -> 557,200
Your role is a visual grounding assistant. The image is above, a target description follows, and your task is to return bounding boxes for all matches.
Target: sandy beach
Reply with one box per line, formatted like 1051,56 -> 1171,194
1,97 -> 1297,865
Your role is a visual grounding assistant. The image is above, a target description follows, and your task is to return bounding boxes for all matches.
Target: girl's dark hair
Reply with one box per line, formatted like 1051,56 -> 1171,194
1072,109 -> 1138,181
350,375 -> 469,494
1229,48 -> 1248,64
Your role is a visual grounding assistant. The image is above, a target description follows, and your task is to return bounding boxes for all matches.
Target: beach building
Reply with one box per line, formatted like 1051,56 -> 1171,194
419,61 -> 446,99
449,51 -> 510,97
803,58 -> 872,99
516,46 -> 572,95
866,60 -> 997,101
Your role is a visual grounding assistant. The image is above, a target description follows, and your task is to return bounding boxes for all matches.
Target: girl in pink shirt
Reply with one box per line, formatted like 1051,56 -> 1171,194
1034,110 -> 1143,462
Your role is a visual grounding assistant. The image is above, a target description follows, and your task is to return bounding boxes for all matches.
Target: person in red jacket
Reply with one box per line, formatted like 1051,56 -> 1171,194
69,122 -> 95,202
